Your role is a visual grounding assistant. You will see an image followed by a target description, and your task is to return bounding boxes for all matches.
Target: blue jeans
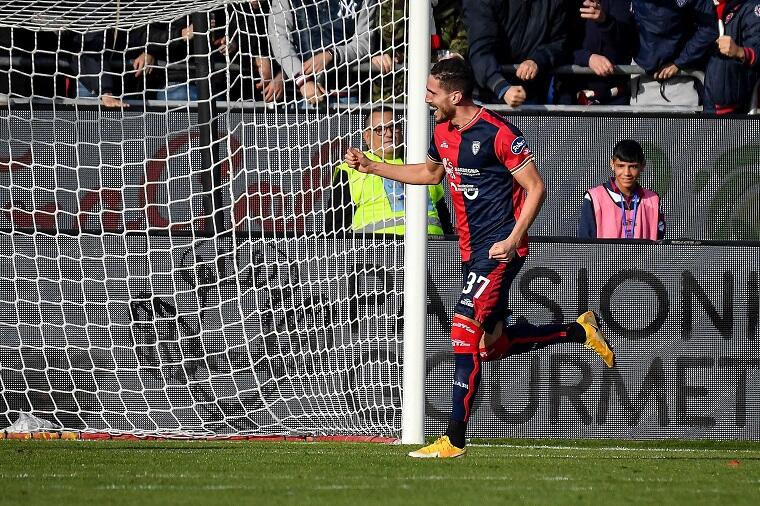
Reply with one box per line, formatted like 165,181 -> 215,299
77,82 -> 97,98
156,82 -> 199,101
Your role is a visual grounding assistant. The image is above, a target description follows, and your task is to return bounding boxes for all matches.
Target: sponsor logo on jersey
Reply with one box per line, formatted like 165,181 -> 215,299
443,157 -> 456,179
443,158 -> 480,179
755,4 -> 760,17
453,380 -> 470,390
452,321 -> 476,334
460,298 -> 474,307
451,339 -> 470,348
440,140 -> 449,148
472,140 -> 481,155
511,136 -> 526,155
449,182 -> 480,200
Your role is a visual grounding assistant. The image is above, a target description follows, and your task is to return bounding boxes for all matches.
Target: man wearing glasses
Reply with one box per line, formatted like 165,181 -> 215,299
326,108 -> 453,235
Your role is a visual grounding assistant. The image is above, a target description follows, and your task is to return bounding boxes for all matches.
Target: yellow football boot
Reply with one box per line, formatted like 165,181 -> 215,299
577,311 -> 615,367
408,436 -> 466,458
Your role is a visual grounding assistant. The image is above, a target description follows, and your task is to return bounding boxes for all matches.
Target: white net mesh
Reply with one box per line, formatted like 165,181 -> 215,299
0,0 -> 410,437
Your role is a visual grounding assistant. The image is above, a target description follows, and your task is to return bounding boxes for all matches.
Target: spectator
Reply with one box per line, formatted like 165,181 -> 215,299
139,9 -> 236,102
432,0 -> 468,60
578,139 -> 665,240
268,0 -> 378,108
630,0 -> 717,106
70,29 -> 139,107
371,1 -> 468,102
325,108 -> 452,234
703,0 -> 760,114
238,0 -> 285,103
370,0 -> 406,102
462,0 -> 567,107
557,0 -> 637,105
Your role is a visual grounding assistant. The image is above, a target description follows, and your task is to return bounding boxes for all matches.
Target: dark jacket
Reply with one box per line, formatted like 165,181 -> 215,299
559,0 -> 637,103
570,0 -> 637,68
70,28 -> 145,95
463,0 -> 567,101
704,0 -> 760,112
141,9 -> 234,87
632,0 -> 717,73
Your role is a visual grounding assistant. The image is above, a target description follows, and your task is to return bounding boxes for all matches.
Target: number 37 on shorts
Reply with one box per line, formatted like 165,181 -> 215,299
453,256 -> 525,329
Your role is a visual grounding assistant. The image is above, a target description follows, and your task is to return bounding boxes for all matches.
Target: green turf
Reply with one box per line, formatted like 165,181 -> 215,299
2,438 -> 760,505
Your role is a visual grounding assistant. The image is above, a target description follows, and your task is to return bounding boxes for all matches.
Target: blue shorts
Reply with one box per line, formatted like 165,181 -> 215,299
454,255 -> 526,334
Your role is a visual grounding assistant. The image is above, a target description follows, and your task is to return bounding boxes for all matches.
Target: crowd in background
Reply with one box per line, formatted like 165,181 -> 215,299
0,0 -> 758,113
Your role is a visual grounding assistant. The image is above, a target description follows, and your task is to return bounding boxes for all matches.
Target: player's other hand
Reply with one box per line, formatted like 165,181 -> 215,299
345,148 -> 372,173
503,86 -> 526,107
488,239 -> 517,262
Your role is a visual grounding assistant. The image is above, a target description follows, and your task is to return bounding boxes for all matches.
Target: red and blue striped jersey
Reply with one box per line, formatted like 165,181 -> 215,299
427,108 -> 534,262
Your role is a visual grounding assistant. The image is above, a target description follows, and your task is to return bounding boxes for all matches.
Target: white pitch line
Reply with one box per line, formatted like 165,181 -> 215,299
468,443 -> 760,454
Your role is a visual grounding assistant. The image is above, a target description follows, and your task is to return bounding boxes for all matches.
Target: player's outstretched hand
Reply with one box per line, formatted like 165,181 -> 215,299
345,148 -> 372,173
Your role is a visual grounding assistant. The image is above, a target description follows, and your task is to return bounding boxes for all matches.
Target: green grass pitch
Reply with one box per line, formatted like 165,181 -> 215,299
2,439 -> 759,505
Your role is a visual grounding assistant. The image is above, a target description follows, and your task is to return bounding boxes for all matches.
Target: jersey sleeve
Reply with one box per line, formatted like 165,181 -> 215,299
494,127 -> 534,174
427,130 -> 442,164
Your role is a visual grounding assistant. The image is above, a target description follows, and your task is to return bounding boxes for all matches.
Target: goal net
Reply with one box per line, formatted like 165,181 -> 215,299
0,0 -> 414,438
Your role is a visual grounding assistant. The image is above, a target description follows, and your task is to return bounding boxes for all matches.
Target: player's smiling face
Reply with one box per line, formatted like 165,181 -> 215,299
425,76 -> 456,124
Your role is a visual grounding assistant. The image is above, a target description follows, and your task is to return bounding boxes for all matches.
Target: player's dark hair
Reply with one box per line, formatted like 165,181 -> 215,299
430,57 -> 475,98
612,139 -> 645,165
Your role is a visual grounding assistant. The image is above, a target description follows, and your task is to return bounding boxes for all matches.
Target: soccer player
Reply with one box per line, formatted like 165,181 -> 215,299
344,57 -> 615,459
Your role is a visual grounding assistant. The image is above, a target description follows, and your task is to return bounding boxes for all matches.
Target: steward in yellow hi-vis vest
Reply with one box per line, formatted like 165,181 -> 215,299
325,109 -> 453,235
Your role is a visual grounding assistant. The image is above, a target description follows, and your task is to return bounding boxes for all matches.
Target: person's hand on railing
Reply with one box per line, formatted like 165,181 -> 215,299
653,63 -> 680,80
100,93 -> 129,108
255,57 -> 284,102
504,86 -> 526,107
515,60 -> 538,81
717,35 -> 746,62
260,72 -> 284,102
579,0 -> 606,23
371,54 -> 396,74
299,80 -> 326,104
133,52 -> 155,77
302,51 -> 334,75
588,54 -> 614,77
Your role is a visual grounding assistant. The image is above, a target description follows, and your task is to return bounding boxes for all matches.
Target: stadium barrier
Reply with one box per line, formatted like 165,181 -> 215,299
1,234 -> 758,439
1,108 -> 758,241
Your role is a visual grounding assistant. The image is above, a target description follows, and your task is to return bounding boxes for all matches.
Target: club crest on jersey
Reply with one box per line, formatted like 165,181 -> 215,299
471,141 -> 481,155
511,136 -> 526,155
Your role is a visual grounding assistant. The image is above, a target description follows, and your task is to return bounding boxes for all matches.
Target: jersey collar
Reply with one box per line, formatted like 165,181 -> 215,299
453,107 -> 484,133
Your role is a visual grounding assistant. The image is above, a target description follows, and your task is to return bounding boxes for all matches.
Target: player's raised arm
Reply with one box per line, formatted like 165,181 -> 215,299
344,147 -> 445,185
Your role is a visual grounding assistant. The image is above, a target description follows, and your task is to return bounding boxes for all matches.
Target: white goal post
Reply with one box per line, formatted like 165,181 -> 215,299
0,0 -> 430,441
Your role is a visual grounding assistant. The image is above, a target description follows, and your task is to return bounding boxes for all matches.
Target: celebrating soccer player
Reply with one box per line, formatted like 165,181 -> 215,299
344,57 -> 615,459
